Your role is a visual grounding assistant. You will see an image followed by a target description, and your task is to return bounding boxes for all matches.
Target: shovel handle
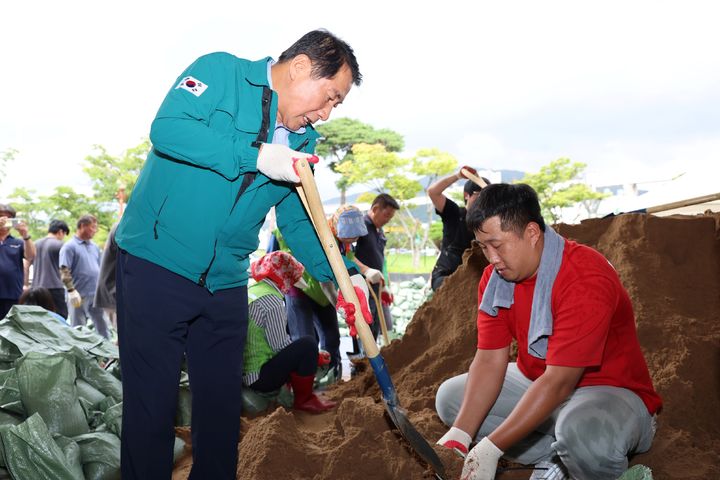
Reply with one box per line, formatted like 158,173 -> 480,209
366,278 -> 391,346
644,191 -> 720,214
294,159 -> 380,359
461,168 -> 488,188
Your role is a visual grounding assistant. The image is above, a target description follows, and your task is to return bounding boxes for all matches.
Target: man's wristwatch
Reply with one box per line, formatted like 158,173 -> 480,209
22,235 -> 31,240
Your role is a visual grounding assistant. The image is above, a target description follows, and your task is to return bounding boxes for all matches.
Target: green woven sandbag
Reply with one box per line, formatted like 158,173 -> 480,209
0,370 -> 24,416
16,352 -> 89,437
76,378 -> 107,407
74,431 -> 121,480
72,348 -> 122,402
0,411 -> 22,429
0,338 -> 20,366
176,384 -> 192,426
102,402 -> 122,437
53,435 -> 86,479
618,465 -> 654,480
0,413 -> 78,479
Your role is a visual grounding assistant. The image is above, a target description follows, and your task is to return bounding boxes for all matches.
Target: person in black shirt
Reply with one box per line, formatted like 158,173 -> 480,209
352,193 -> 399,353
428,167 -> 490,291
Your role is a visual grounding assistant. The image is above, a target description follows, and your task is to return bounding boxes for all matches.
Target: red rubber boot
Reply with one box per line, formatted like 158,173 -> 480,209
290,372 -> 337,413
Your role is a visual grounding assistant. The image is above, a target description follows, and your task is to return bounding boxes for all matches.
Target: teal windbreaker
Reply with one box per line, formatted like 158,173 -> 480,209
116,52 -> 351,292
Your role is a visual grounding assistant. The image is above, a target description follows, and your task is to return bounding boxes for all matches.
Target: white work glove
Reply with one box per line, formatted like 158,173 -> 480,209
256,143 -> 319,183
363,267 -> 384,285
68,290 -> 82,308
461,437 -> 504,480
350,273 -> 370,302
437,426 -> 472,455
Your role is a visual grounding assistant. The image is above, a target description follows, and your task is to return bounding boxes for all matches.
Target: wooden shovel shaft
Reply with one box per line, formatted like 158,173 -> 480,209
645,191 -> 720,214
294,159 -> 380,359
460,168 -> 488,188
366,278 -> 391,346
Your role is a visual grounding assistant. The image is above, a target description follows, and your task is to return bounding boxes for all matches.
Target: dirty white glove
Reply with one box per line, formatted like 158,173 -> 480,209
256,143 -> 318,183
350,273 -> 370,302
363,267 -> 383,285
437,426 -> 472,455
68,290 -> 82,308
461,437 -> 504,480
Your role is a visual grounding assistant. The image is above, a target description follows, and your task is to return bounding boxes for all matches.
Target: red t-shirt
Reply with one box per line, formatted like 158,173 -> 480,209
476,239 -> 662,414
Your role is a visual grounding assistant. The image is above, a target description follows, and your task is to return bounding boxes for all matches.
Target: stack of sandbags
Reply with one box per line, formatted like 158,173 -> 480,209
0,305 -> 184,479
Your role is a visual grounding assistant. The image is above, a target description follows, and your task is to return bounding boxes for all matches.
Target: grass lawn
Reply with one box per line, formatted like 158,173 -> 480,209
385,253 -> 436,274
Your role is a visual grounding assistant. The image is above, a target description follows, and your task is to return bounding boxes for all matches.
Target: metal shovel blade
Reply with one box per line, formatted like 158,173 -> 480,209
370,356 -> 446,479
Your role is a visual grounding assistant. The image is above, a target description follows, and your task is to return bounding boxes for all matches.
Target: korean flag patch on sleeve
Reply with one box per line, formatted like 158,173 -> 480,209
175,76 -> 208,97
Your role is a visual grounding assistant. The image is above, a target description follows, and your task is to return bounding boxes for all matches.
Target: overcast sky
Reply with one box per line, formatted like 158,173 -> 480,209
2,0 -> 719,203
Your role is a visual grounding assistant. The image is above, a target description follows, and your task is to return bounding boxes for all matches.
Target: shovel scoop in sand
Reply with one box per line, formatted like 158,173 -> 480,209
294,157 -> 446,480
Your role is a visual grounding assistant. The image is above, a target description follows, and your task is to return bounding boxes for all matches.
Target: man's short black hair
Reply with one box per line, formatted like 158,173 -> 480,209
279,29 -> 362,86
466,183 -> 546,235
463,178 -> 491,196
371,193 -> 400,210
48,220 -> 70,235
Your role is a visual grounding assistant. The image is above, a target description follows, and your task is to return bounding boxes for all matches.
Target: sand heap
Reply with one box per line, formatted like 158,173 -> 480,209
173,212 -> 720,480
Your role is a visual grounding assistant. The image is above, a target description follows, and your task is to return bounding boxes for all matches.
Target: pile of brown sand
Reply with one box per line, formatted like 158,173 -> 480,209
173,212 -> 720,480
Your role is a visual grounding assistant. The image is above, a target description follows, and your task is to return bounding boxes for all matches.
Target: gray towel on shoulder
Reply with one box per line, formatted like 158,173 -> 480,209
479,227 -> 565,359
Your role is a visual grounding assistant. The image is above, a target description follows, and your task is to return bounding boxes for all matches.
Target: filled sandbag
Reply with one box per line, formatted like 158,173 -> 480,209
0,413 -> 78,479
16,351 -> 89,437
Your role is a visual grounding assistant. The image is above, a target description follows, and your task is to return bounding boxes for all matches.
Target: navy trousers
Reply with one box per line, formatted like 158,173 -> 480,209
285,290 -> 341,372
117,251 -> 248,480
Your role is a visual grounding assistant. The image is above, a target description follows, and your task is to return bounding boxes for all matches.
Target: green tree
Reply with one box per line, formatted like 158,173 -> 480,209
6,139 -> 149,243
315,118 -> 404,203
83,138 -> 149,202
519,158 -> 608,224
6,186 -> 102,241
337,143 -> 436,266
411,148 -> 458,255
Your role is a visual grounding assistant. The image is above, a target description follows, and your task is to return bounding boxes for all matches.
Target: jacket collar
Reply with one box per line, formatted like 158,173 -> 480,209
244,56 -> 273,87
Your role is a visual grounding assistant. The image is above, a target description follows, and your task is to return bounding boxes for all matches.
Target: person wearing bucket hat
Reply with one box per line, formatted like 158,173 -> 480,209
268,204 -> 369,384
244,251 -> 336,414
428,166 -> 491,291
0,203 -> 35,319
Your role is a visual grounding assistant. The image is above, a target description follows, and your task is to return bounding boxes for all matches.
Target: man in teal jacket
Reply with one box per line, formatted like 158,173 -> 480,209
115,30 -> 367,480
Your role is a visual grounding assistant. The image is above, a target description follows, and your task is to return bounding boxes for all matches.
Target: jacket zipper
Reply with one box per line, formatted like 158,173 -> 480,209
198,239 -> 218,287
153,196 -> 169,240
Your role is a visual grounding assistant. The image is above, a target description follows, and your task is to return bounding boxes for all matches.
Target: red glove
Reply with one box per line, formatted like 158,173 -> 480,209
336,286 -> 373,338
292,154 -> 320,177
318,350 -> 331,367
381,287 -> 393,306
458,165 -> 478,179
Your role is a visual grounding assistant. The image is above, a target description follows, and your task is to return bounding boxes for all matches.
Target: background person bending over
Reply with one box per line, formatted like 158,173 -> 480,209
428,166 -> 489,291
269,204 -> 368,383
244,251 -> 335,413
114,29 -> 364,480
18,287 -> 67,324
435,183 -> 661,480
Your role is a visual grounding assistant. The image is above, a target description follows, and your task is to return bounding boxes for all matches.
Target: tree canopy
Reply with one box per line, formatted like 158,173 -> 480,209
5,139 -> 149,243
519,157 -> 608,224
315,118 -> 404,201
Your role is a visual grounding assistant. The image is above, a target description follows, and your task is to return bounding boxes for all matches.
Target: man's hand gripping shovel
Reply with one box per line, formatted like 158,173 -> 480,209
294,157 -> 446,480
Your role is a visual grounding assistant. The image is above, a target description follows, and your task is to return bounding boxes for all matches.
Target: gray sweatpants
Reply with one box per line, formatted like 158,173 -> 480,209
435,363 -> 656,480
68,294 -> 110,339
